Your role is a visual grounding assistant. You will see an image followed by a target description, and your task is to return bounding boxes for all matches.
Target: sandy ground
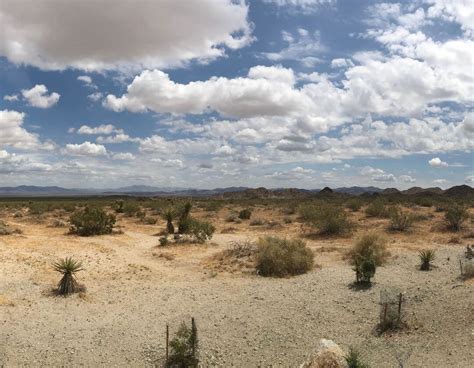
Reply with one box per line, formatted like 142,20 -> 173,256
0,205 -> 473,367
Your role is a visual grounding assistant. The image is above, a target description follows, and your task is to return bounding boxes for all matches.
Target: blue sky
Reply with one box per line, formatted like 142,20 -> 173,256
0,0 -> 472,189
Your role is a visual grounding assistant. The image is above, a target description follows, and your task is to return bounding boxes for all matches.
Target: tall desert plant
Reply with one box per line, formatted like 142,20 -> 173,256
53,257 -> 84,296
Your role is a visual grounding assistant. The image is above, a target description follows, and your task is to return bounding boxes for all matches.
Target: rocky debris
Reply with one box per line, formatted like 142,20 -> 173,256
300,339 -> 348,368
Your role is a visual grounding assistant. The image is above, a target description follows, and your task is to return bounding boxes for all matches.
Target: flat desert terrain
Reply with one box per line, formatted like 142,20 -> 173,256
1,201 -> 473,367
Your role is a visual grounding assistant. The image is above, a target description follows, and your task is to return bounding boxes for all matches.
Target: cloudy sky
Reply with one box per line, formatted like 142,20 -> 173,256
0,0 -> 472,189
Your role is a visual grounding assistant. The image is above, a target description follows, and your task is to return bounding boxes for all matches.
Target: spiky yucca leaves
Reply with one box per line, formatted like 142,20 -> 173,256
345,347 -> 369,368
163,209 -> 175,234
178,202 -> 193,234
53,257 -> 84,296
419,249 -> 436,271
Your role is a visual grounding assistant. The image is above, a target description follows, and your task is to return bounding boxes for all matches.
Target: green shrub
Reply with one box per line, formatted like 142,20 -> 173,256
113,199 -> 125,213
365,200 -> 388,218
189,218 -> 215,242
419,249 -> 436,271
159,236 -> 169,247
445,205 -> 469,231
345,347 -> 369,368
389,206 -> 414,231
69,206 -> 116,236
178,202 -> 193,234
301,204 -> 353,235
123,202 -> 140,217
238,208 -> 252,220
142,217 -> 157,225
347,233 -> 389,284
256,237 -> 314,277
166,320 -> 198,368
346,199 -> 363,212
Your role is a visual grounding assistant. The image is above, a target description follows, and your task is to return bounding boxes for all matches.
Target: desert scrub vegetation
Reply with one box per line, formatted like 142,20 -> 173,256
345,347 -> 369,368
365,200 -> 389,218
166,319 -> 198,368
346,233 -> 389,284
419,249 -> 436,271
238,208 -> 252,220
69,206 -> 116,236
256,236 -> 314,277
388,205 -> 414,231
444,205 -> 469,231
345,198 -> 363,212
300,204 -> 353,235
53,257 -> 84,296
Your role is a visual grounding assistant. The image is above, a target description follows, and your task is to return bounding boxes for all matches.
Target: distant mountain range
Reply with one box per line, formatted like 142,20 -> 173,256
0,184 -> 472,198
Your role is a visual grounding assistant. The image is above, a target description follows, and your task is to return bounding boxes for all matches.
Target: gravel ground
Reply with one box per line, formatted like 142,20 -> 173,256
1,212 -> 473,367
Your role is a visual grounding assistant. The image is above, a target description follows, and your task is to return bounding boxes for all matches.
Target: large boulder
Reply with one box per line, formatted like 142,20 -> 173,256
300,339 -> 348,368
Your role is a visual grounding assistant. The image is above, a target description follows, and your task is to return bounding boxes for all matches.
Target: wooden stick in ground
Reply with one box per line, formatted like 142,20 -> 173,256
166,324 -> 169,361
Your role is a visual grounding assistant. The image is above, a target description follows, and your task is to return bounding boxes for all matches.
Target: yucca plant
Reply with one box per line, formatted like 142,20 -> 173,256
53,257 -> 84,296
419,249 -> 436,271
163,209 -> 175,234
345,347 -> 369,368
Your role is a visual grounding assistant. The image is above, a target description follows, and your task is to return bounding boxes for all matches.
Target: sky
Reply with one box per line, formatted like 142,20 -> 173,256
0,0 -> 473,190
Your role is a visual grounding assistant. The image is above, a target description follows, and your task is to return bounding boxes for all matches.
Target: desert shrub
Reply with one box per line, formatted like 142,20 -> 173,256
256,237 -> 314,277
365,200 -> 388,218
184,218 -> 215,243
0,221 -> 12,235
347,233 -> 389,284
228,239 -> 255,258
283,217 -> 292,224
69,206 -> 116,236
389,206 -> 414,231
301,204 -> 353,235
419,249 -> 436,271
250,218 -> 265,226
238,208 -> 252,220
166,320 -> 198,368
177,202 -> 193,234
445,205 -> 468,231
53,257 -> 84,296
113,199 -> 125,213
345,347 -> 369,368
123,202 -> 140,217
225,214 -> 237,223
159,236 -> 169,247
142,217 -> 157,225
346,199 -> 363,212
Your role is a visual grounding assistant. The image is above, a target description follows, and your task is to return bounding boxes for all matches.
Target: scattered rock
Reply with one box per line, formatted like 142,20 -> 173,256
300,339 -> 348,368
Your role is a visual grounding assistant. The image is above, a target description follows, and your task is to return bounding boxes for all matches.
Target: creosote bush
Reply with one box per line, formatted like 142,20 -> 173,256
166,320 -> 198,368
69,206 -> 116,236
389,206 -> 414,231
300,204 -> 353,235
444,205 -> 469,231
419,249 -> 436,271
186,218 -> 215,243
347,233 -> 389,284
238,208 -> 252,220
256,236 -> 314,277
365,200 -> 388,218
53,257 -> 84,296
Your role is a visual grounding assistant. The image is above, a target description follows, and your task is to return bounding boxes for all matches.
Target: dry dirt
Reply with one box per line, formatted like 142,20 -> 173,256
1,205 -> 473,367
